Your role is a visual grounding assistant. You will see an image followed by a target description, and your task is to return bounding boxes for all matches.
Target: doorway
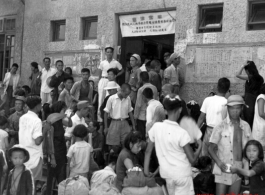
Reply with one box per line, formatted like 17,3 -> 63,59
120,34 -> 174,70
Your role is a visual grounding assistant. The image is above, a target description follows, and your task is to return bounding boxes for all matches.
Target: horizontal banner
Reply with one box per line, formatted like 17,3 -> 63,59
120,11 -> 176,37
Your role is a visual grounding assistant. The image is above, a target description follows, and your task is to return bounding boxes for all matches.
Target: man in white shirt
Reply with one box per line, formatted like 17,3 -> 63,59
197,77 -> 230,156
19,95 -> 47,181
104,83 -> 136,155
40,57 -> 57,104
142,87 -> 165,137
98,46 -> 124,122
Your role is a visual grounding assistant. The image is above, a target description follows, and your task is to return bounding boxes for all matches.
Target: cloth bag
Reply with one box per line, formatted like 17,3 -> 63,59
58,175 -> 90,195
122,169 -> 156,188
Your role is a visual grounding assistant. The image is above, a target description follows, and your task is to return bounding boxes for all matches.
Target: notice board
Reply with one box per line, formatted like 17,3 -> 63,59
44,50 -> 102,88
185,44 -> 265,83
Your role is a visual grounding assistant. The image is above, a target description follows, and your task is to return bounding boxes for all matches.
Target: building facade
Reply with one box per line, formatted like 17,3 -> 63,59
1,0 -> 265,104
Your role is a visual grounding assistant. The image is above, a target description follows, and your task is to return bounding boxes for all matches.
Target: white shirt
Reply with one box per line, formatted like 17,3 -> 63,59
65,113 -> 88,138
41,67 -> 57,93
149,120 -> 192,179
252,94 -> 265,147
99,59 -> 122,77
0,129 -> 8,151
146,99 -> 164,125
139,64 -> 147,72
104,94 -> 133,119
19,111 -> 43,169
200,95 -> 227,128
179,116 -> 202,143
67,140 -> 93,174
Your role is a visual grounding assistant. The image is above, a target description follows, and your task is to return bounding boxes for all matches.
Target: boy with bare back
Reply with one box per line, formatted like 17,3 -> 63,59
208,95 -> 252,195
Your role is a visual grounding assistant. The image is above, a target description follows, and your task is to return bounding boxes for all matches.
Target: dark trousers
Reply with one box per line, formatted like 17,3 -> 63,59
137,119 -> 146,138
46,157 -> 66,195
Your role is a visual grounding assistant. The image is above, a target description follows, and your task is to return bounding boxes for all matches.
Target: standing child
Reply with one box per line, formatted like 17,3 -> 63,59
67,124 -> 93,178
231,140 -> 265,195
5,145 -> 34,195
144,94 -> 202,195
0,116 -> 9,152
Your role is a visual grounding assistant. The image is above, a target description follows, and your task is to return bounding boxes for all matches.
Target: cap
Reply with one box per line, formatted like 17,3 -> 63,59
226,95 -> 246,106
169,53 -> 180,63
77,101 -> 89,110
16,96 -> 26,102
105,45 -> 114,52
131,54 -> 141,62
104,81 -> 119,90
46,113 -> 66,124
8,144 -> 30,163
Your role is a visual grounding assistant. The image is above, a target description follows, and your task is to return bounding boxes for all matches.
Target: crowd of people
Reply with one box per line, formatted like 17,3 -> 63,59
0,46 -> 265,195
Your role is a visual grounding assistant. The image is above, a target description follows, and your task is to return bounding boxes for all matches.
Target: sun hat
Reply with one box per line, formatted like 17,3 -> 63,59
104,81 -> 119,90
8,144 -> 30,163
169,53 -> 180,63
131,54 -> 141,62
77,101 -> 90,110
226,95 -> 246,106
46,113 -> 66,124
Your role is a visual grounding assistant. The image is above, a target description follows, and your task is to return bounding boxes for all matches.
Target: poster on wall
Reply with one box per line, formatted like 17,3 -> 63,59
119,11 -> 176,37
45,50 -> 102,89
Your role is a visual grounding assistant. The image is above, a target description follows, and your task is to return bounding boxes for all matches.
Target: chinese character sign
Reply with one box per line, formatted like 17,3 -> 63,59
119,11 -> 176,37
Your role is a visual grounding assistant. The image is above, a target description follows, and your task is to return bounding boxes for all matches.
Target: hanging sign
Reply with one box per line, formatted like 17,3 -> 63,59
119,11 -> 176,37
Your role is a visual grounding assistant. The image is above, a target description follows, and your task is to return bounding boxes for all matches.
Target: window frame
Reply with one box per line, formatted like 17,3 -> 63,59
248,1 -> 265,30
198,4 -> 224,33
82,16 -> 98,40
51,20 -> 66,42
4,18 -> 16,32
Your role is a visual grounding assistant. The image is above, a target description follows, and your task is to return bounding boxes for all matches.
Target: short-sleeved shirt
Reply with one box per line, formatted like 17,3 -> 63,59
99,59 -> 122,77
19,111 -> 43,169
134,83 -> 158,120
148,120 -> 192,179
249,160 -> 265,195
67,141 -> 93,174
209,116 -> 252,165
164,64 -> 180,86
200,95 -> 227,128
0,129 -> 8,151
41,67 -> 57,93
104,94 -> 133,119
58,88 -> 72,108
65,113 -> 88,138
115,148 -> 139,192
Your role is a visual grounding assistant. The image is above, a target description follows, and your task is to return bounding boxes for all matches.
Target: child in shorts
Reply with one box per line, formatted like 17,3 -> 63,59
67,124 -> 93,178
5,145 -> 34,195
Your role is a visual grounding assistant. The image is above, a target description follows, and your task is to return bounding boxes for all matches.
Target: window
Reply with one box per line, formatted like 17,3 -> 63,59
5,18 -> 16,31
82,16 -> 98,40
51,20 -> 66,41
4,35 -> 15,79
198,4 -> 223,33
0,19 -> 3,32
248,1 -> 265,30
